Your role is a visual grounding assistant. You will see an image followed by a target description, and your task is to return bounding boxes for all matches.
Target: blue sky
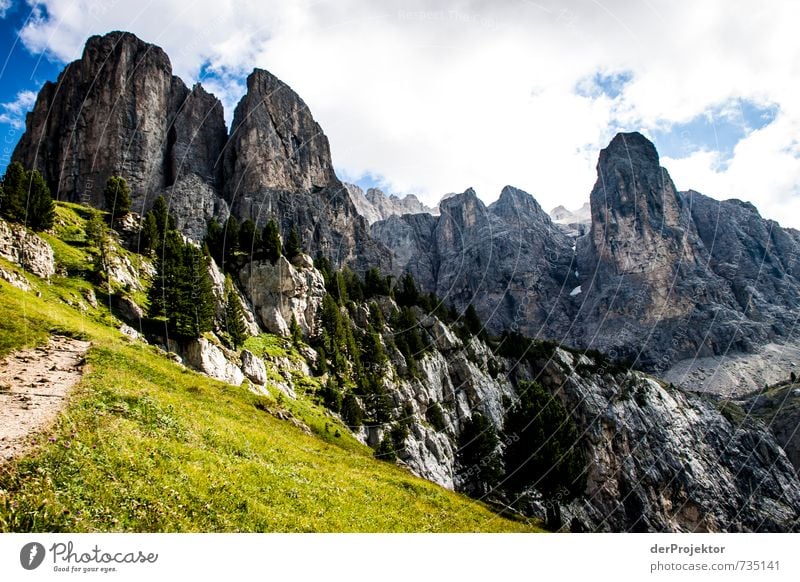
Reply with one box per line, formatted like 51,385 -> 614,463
0,2 -> 59,172
1,1 -> 798,226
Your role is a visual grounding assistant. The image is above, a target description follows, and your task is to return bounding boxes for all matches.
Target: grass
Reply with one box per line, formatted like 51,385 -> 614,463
0,212 -> 541,533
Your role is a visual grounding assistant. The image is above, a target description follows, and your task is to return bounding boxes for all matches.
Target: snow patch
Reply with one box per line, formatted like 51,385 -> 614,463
570,285 -> 582,296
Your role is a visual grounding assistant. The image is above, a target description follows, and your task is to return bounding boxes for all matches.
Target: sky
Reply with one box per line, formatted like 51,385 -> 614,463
0,0 -> 798,227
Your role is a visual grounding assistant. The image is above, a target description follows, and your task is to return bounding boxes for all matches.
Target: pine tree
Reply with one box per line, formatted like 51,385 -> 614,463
26,169 -> 54,231
148,231 -> 215,338
458,412 -> 503,496
103,175 -> 131,222
141,211 -> 160,254
0,161 -> 28,222
290,314 -> 303,345
239,218 -> 260,257
225,276 -> 248,349
150,195 -> 174,242
85,209 -> 111,284
204,218 -> 224,265
284,227 -> 301,260
364,267 -> 390,297
396,272 -> 419,307
262,219 -> 282,264
504,380 -> 586,529
463,304 -> 483,337
223,216 -> 240,264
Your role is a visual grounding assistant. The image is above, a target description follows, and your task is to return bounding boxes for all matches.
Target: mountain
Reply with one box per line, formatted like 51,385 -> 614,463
345,183 -> 439,225
373,132 -> 800,375
550,202 -> 591,237
12,31 -> 386,270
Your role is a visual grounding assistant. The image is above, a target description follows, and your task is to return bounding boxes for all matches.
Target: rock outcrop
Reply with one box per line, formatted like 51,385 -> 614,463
345,183 -> 438,225
0,218 -> 55,279
237,255 -> 325,337
182,337 -> 244,386
12,31 -> 227,232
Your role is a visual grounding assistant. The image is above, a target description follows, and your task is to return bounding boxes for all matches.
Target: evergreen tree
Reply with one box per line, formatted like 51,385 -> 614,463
239,219 -> 260,256
314,253 -> 333,288
262,219 -> 282,264
150,195 -> 174,242
284,227 -> 301,260
148,231 -> 215,338
396,272 -> 419,307
458,412 -> 503,496
0,161 -> 28,222
85,209 -> 111,284
364,267 -> 391,297
26,169 -> 55,231
223,216 -> 240,265
290,314 -> 303,345
204,218 -> 224,265
141,211 -> 160,254
341,393 -> 364,427
103,175 -> 131,222
225,276 -> 248,349
504,381 -> 586,530
463,304 -> 483,337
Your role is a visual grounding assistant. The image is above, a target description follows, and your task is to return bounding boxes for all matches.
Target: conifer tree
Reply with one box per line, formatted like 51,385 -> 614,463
0,161 -> 27,222
141,211 -> 160,254
239,219 -> 260,256
223,215 -> 240,262
262,219 -> 282,264
396,272 -> 419,307
290,314 -> 303,345
150,195 -> 174,242
103,175 -> 131,222
224,276 -> 248,349
26,169 -> 55,231
284,227 -> 301,260
148,230 -> 215,338
204,218 -> 224,265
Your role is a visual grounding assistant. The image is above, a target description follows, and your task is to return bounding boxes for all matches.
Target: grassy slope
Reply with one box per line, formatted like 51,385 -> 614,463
0,205 -> 540,532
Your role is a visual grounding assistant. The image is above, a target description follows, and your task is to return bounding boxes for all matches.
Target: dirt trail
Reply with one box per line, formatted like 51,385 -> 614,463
0,335 -> 90,462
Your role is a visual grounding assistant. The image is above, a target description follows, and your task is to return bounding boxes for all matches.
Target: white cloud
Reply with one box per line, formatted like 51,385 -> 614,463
14,0 -> 800,226
0,0 -> 11,18
0,89 -> 37,129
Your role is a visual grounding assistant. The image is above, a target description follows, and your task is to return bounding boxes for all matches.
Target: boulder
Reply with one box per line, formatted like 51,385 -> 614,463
240,349 -> 267,386
183,337 -> 244,386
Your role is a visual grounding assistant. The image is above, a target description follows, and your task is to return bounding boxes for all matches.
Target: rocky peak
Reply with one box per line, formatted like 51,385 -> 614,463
225,68 -> 336,197
587,131 -> 697,276
489,185 -> 549,221
12,30 -> 227,229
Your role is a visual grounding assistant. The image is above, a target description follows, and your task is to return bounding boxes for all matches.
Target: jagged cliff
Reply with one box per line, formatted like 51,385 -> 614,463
372,132 -> 800,373
12,31 -> 386,269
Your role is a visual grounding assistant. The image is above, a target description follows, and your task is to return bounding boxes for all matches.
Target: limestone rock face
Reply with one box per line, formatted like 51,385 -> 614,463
240,349 -> 267,386
237,255 -> 325,337
12,32 -> 226,219
0,218 -> 55,279
223,69 -> 390,271
372,185 -> 577,337
183,337 -> 244,386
